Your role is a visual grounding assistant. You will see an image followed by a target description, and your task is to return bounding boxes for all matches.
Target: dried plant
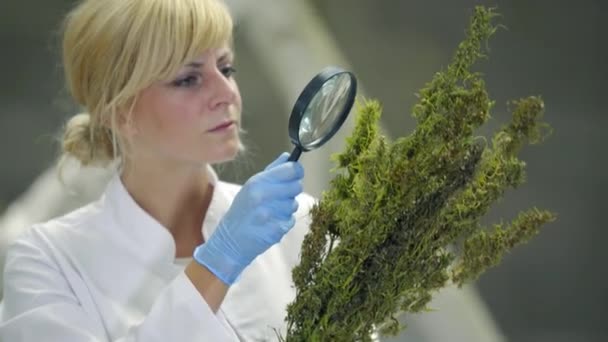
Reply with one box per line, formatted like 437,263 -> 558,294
282,6 -> 556,341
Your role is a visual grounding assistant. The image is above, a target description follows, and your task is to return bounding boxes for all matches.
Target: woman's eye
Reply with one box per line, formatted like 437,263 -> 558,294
172,74 -> 202,88
221,66 -> 237,78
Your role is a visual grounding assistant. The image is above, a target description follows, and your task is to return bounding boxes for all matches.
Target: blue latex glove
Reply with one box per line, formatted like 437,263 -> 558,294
193,152 -> 304,285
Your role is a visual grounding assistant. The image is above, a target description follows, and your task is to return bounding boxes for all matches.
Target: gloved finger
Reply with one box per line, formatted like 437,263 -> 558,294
259,216 -> 296,243
278,215 -> 296,233
252,199 -> 298,223
251,181 -> 302,202
258,161 -> 304,183
264,152 -> 290,171
244,181 -> 302,206
258,222 -> 287,244
265,199 -> 299,220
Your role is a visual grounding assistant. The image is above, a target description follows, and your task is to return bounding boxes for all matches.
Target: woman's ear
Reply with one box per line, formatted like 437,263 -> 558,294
118,112 -> 138,138
112,100 -> 140,139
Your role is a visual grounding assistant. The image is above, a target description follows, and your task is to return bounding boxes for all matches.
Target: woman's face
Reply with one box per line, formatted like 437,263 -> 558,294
126,46 -> 242,167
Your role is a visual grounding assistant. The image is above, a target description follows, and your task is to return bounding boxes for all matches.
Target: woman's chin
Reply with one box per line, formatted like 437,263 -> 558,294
205,141 -> 242,164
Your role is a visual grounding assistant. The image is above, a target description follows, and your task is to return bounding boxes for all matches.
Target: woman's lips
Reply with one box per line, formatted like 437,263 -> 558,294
208,120 -> 236,133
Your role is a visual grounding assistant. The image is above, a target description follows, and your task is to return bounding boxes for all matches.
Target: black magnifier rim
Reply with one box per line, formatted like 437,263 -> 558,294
288,66 -> 358,152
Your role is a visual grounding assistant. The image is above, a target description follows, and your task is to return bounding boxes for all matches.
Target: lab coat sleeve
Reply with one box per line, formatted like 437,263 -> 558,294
0,233 -> 237,342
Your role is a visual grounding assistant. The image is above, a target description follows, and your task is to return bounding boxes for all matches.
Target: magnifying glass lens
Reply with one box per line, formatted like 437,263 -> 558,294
287,66 -> 357,162
298,73 -> 353,146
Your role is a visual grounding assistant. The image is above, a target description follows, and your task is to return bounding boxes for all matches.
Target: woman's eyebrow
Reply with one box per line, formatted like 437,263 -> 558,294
218,51 -> 234,63
185,61 -> 203,69
185,51 -> 234,69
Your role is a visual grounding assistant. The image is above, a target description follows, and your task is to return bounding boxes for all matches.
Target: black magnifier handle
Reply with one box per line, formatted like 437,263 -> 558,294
288,146 -> 302,162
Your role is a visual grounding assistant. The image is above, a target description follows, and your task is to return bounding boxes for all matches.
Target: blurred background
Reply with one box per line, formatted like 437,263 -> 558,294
0,0 -> 605,341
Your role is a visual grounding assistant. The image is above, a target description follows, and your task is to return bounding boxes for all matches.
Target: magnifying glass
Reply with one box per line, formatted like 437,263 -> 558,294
287,66 -> 358,162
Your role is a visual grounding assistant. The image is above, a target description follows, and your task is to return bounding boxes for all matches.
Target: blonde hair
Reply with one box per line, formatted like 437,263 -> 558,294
60,0 -> 234,167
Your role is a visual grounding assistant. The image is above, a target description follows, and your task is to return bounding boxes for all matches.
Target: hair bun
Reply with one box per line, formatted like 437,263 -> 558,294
62,113 -> 114,166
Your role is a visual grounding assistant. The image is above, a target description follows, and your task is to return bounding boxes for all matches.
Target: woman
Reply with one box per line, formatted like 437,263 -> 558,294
0,0 -> 315,340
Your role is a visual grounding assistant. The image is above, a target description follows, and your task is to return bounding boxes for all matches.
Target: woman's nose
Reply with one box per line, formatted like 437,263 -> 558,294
207,70 -> 239,111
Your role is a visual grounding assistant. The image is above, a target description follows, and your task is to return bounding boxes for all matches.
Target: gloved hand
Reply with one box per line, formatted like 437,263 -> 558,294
193,152 -> 304,285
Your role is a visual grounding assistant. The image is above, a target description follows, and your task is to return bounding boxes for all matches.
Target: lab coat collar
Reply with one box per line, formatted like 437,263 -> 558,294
103,165 -> 231,266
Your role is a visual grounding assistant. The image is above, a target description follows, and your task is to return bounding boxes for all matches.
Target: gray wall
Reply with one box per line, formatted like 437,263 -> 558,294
1,0 -> 605,341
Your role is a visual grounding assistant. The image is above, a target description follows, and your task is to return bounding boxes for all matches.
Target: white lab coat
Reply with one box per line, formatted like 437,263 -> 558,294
0,166 -> 316,341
